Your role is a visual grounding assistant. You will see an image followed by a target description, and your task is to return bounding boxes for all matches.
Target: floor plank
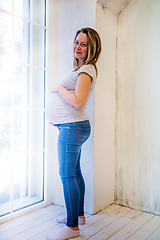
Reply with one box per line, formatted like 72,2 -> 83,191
0,203 -> 160,240
77,206 -> 131,240
127,216 -> 160,240
0,204 -> 61,235
107,212 -> 153,240
1,206 -> 65,240
89,209 -> 143,240
147,226 -> 160,240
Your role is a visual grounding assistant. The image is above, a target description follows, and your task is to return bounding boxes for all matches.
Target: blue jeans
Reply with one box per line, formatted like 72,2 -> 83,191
56,120 -> 91,227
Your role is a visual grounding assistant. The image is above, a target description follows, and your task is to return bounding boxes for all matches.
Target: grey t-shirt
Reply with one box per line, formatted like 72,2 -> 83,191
45,64 -> 96,124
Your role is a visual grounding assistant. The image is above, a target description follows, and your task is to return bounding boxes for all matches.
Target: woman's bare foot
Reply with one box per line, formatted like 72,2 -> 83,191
69,226 -> 79,231
69,216 -> 85,230
79,215 -> 85,219
56,215 -> 86,225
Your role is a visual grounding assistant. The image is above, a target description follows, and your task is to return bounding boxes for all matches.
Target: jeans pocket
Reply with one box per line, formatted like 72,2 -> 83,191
58,125 -> 70,142
78,127 -> 91,145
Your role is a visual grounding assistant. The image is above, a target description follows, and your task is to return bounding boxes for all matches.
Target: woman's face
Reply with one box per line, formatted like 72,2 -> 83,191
74,32 -> 88,66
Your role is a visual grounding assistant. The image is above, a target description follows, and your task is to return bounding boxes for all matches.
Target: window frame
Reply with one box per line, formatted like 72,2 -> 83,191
0,0 -> 49,222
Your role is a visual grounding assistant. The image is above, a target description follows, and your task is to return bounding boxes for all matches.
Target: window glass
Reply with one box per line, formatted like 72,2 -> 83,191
0,0 -> 46,217
0,154 -> 11,216
14,18 -> 45,67
14,0 -> 29,19
13,152 -> 44,211
0,110 -> 12,154
0,62 -> 12,107
0,12 -> 12,61
29,68 -> 45,108
0,0 -> 12,12
14,65 -> 29,108
30,0 -> 46,26
30,24 -> 45,67
0,111 -> 11,216
14,19 -> 29,64
14,0 -> 46,26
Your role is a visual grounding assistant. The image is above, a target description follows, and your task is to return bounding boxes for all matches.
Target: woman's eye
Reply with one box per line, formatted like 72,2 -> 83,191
75,41 -> 79,45
81,44 -> 86,47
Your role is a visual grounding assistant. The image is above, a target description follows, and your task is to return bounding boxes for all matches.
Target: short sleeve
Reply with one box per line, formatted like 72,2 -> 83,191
76,64 -> 96,82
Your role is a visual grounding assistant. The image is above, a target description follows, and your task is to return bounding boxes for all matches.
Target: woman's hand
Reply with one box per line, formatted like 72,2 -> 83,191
52,84 -> 61,93
55,73 -> 91,110
51,73 -> 91,110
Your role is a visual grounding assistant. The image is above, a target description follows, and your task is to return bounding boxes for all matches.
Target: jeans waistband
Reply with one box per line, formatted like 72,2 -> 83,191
55,120 -> 90,128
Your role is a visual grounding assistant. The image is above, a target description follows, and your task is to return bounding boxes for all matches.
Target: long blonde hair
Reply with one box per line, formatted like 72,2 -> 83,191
73,27 -> 102,76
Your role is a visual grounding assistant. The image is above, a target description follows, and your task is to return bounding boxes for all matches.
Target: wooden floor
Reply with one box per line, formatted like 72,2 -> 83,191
0,203 -> 160,240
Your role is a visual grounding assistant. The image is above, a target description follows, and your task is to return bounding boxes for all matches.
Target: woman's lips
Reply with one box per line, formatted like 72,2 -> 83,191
76,51 -> 81,54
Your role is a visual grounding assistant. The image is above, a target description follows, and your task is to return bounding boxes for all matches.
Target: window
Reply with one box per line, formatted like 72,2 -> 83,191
0,0 -> 46,216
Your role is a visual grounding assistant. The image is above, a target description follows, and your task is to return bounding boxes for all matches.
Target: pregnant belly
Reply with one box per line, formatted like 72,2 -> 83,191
45,93 -> 72,124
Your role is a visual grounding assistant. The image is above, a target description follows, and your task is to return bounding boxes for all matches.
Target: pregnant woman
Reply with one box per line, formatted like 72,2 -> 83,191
46,27 -> 101,240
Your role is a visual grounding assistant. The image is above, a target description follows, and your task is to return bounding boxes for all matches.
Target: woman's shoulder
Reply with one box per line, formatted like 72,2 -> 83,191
79,64 -> 95,71
78,64 -> 96,77
74,64 -> 96,83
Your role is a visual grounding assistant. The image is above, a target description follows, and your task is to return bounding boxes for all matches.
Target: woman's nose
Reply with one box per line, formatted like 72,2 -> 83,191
77,43 -> 81,49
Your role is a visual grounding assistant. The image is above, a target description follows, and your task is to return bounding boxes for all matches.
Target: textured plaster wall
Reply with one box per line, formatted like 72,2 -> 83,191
115,0 -> 160,215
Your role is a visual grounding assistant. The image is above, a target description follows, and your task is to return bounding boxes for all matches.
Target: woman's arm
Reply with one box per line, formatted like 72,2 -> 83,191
52,72 -> 91,110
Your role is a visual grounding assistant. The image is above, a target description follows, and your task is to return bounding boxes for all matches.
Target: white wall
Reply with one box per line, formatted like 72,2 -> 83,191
94,3 -> 116,213
46,0 -> 116,214
115,0 -> 160,215
46,0 -> 97,214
